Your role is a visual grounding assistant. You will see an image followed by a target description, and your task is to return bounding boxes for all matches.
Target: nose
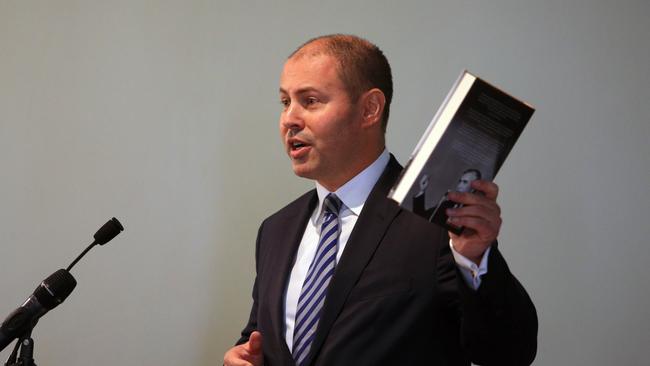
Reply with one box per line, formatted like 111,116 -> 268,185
281,102 -> 305,132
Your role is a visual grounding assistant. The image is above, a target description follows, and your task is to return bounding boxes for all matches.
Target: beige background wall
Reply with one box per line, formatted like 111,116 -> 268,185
1,1 -> 648,365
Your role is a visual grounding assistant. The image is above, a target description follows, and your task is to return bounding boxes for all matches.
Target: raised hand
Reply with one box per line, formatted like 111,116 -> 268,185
445,180 -> 502,264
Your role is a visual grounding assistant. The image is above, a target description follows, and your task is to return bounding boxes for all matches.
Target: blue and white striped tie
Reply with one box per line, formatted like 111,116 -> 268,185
292,194 -> 342,366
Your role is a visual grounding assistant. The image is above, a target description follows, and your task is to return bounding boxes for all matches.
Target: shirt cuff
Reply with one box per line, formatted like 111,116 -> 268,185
449,240 -> 491,290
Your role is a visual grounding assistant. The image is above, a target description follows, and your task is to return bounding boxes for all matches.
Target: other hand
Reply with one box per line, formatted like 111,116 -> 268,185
445,180 -> 502,264
223,331 -> 263,366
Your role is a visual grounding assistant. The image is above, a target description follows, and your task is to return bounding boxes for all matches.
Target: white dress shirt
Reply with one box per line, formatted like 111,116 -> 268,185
283,149 -> 490,351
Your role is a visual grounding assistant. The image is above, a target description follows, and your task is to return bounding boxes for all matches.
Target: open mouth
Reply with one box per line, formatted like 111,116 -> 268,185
288,139 -> 310,158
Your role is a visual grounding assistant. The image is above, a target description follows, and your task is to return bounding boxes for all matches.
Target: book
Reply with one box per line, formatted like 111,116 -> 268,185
388,70 -> 535,234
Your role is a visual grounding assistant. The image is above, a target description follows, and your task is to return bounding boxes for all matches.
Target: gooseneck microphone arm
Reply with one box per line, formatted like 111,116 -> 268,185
66,242 -> 96,272
66,217 -> 124,272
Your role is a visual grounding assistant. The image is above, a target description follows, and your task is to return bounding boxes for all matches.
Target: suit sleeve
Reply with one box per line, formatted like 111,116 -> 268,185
235,221 -> 265,346
438,240 -> 538,365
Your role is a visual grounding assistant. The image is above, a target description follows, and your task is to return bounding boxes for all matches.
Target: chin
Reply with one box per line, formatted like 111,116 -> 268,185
292,167 -> 315,180
291,162 -> 317,180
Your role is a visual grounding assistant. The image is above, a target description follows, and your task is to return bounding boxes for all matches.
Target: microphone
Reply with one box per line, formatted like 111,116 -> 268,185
66,217 -> 124,271
0,270 -> 76,351
0,217 -> 124,352
93,217 -> 124,246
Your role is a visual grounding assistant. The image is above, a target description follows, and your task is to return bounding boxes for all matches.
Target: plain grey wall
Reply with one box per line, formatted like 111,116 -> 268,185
1,0 -> 648,365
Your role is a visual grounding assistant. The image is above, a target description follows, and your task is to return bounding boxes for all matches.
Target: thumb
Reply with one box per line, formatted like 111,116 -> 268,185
247,331 -> 263,355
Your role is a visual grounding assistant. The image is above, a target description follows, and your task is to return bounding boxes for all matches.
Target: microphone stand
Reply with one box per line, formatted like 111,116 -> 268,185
2,241 -> 101,366
1,217 -> 123,366
5,319 -> 37,366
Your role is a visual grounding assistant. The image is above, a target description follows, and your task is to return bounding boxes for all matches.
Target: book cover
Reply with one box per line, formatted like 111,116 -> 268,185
388,70 -> 534,234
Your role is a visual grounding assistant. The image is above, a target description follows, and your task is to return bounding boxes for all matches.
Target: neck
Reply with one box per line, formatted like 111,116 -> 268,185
318,145 -> 385,192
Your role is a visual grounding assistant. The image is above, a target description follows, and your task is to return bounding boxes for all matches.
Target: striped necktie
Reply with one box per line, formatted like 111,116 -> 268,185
292,193 -> 342,366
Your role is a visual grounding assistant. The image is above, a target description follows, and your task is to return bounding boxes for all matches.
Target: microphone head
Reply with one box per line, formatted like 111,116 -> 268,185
33,269 -> 77,310
93,217 -> 124,245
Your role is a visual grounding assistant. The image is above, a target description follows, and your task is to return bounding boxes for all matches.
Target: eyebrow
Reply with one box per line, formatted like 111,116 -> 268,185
279,86 -> 321,95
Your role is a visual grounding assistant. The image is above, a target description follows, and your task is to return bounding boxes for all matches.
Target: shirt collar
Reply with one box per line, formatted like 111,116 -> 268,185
314,149 -> 390,219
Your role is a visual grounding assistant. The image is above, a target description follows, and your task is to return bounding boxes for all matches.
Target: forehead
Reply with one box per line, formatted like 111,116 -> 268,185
461,171 -> 478,179
279,53 -> 345,94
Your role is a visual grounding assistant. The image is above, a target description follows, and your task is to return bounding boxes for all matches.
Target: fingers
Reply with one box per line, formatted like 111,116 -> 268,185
447,180 -> 500,213
224,357 -> 254,366
445,194 -> 501,239
446,202 -> 499,219
448,180 -> 498,200
247,331 -> 263,355
446,180 -> 502,259
224,345 -> 254,366
447,215 -> 501,241
224,332 -> 264,366
473,180 -> 499,200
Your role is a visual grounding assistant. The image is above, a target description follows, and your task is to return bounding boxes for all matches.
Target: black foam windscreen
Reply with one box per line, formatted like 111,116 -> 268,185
93,217 -> 124,245
33,269 -> 77,310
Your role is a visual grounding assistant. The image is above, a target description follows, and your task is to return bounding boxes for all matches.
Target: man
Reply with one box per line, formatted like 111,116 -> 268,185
224,34 -> 537,366
455,169 -> 482,193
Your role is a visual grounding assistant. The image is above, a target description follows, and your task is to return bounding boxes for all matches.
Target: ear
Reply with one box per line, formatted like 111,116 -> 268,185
360,88 -> 386,129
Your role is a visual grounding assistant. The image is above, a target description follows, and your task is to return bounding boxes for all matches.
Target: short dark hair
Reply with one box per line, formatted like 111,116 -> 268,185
289,34 -> 393,131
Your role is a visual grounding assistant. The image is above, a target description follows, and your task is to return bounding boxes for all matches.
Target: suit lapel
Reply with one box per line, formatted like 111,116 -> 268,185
305,156 -> 403,365
266,191 -> 318,364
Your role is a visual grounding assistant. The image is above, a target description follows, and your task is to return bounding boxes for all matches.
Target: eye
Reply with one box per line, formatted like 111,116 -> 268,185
280,98 -> 290,109
305,97 -> 318,107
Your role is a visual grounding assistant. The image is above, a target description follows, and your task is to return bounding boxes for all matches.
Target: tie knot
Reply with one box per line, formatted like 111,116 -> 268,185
323,194 -> 342,216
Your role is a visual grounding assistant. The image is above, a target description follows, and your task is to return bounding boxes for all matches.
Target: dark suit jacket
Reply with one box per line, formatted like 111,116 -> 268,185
237,156 -> 537,365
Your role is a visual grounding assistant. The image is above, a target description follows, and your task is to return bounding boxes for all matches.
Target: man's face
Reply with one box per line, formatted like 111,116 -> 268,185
279,53 -> 364,190
456,171 -> 478,192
